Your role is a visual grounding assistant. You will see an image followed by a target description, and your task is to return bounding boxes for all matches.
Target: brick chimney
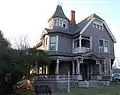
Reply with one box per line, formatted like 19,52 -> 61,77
70,10 -> 76,24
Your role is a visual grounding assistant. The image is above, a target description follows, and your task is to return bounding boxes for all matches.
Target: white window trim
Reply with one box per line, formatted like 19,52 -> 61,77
81,35 -> 91,49
49,36 -> 58,51
98,38 -> 104,53
93,22 -> 103,31
79,18 -> 116,43
98,38 -> 110,53
73,37 -> 79,48
52,18 -> 68,28
80,18 -> 95,34
104,39 -> 110,53
79,35 -> 81,48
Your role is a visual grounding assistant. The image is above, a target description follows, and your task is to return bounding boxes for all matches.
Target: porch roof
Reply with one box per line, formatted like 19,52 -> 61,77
48,51 -> 104,59
80,52 -> 104,59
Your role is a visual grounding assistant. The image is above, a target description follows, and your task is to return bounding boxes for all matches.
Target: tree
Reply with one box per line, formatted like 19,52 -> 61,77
0,31 -> 50,94
0,31 -> 14,94
27,48 -> 51,75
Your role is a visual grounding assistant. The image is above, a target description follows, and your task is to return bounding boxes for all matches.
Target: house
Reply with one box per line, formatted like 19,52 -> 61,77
35,5 -> 116,82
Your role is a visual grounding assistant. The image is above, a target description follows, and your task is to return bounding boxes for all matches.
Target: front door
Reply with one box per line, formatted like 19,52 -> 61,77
80,63 -> 88,80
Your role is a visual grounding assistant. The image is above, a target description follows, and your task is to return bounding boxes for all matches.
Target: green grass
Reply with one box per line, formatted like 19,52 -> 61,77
14,89 -> 34,95
14,83 -> 120,95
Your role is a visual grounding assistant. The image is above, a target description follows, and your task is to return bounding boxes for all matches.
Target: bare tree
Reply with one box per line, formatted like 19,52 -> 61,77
13,35 -> 30,50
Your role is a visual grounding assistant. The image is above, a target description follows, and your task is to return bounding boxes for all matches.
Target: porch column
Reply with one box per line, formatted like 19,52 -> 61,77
76,59 -> 82,80
55,59 -> 59,75
55,59 -> 60,80
72,60 -> 75,75
99,61 -> 102,74
76,59 -> 80,74
109,59 -> 112,75
104,60 -> 107,75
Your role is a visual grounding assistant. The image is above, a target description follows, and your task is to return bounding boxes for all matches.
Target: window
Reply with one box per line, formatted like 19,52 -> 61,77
54,19 -> 59,26
99,39 -> 109,53
50,36 -> 56,50
81,36 -> 90,48
53,18 -> 68,28
100,26 -> 103,30
99,39 -> 104,47
99,39 -> 104,52
62,21 -> 67,28
81,39 -> 90,48
74,38 -> 79,48
63,24 -> 66,27
59,19 -> 62,26
104,40 -> 109,52
93,23 -> 103,30
97,24 -> 99,29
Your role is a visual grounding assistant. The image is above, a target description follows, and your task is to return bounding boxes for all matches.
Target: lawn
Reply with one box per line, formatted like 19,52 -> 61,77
15,83 -> 120,95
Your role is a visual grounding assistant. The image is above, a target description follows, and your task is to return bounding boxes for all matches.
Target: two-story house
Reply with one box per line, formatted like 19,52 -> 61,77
35,5 -> 116,81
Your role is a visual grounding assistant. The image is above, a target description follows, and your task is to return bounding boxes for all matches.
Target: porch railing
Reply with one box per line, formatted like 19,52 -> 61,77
34,74 -> 78,91
72,47 -> 90,54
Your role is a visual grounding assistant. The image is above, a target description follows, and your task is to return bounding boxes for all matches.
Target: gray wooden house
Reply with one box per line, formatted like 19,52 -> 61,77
35,5 -> 116,82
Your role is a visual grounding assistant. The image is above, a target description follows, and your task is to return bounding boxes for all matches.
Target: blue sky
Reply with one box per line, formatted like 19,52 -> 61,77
0,0 -> 119,58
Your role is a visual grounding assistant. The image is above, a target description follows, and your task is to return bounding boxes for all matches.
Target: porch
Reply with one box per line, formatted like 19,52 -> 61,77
33,53 -> 112,89
48,55 -> 112,81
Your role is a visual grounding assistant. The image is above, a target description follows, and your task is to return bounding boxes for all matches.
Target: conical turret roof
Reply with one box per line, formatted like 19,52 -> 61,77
48,5 -> 68,21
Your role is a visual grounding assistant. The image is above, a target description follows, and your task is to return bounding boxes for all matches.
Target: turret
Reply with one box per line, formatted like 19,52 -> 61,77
48,5 -> 69,29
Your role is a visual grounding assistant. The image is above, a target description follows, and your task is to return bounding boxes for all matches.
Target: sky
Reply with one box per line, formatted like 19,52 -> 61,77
0,0 -> 120,58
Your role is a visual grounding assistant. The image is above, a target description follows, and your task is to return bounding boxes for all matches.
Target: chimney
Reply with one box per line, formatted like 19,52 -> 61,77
70,10 -> 76,24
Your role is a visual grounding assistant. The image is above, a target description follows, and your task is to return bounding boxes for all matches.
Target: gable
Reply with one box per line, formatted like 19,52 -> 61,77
79,17 -> 116,43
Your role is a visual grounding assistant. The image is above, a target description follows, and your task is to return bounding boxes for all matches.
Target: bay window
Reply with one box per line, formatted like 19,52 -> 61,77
74,38 -> 79,48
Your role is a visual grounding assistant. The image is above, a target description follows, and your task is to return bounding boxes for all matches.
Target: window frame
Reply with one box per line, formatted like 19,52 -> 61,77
93,22 -> 103,31
73,38 -> 79,48
49,36 -> 57,51
98,38 -> 110,53
104,40 -> 109,53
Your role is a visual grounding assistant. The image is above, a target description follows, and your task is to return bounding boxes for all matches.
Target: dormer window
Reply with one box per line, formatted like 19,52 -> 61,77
93,21 -> 103,31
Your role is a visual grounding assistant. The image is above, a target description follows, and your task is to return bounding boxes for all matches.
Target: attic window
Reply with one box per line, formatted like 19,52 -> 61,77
93,22 -> 103,31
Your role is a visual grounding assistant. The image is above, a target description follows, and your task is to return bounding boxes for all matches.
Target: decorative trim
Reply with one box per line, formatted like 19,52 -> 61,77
80,18 -> 116,43
80,18 -> 95,34
90,36 -> 92,51
103,21 -> 116,43
56,35 -> 58,51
